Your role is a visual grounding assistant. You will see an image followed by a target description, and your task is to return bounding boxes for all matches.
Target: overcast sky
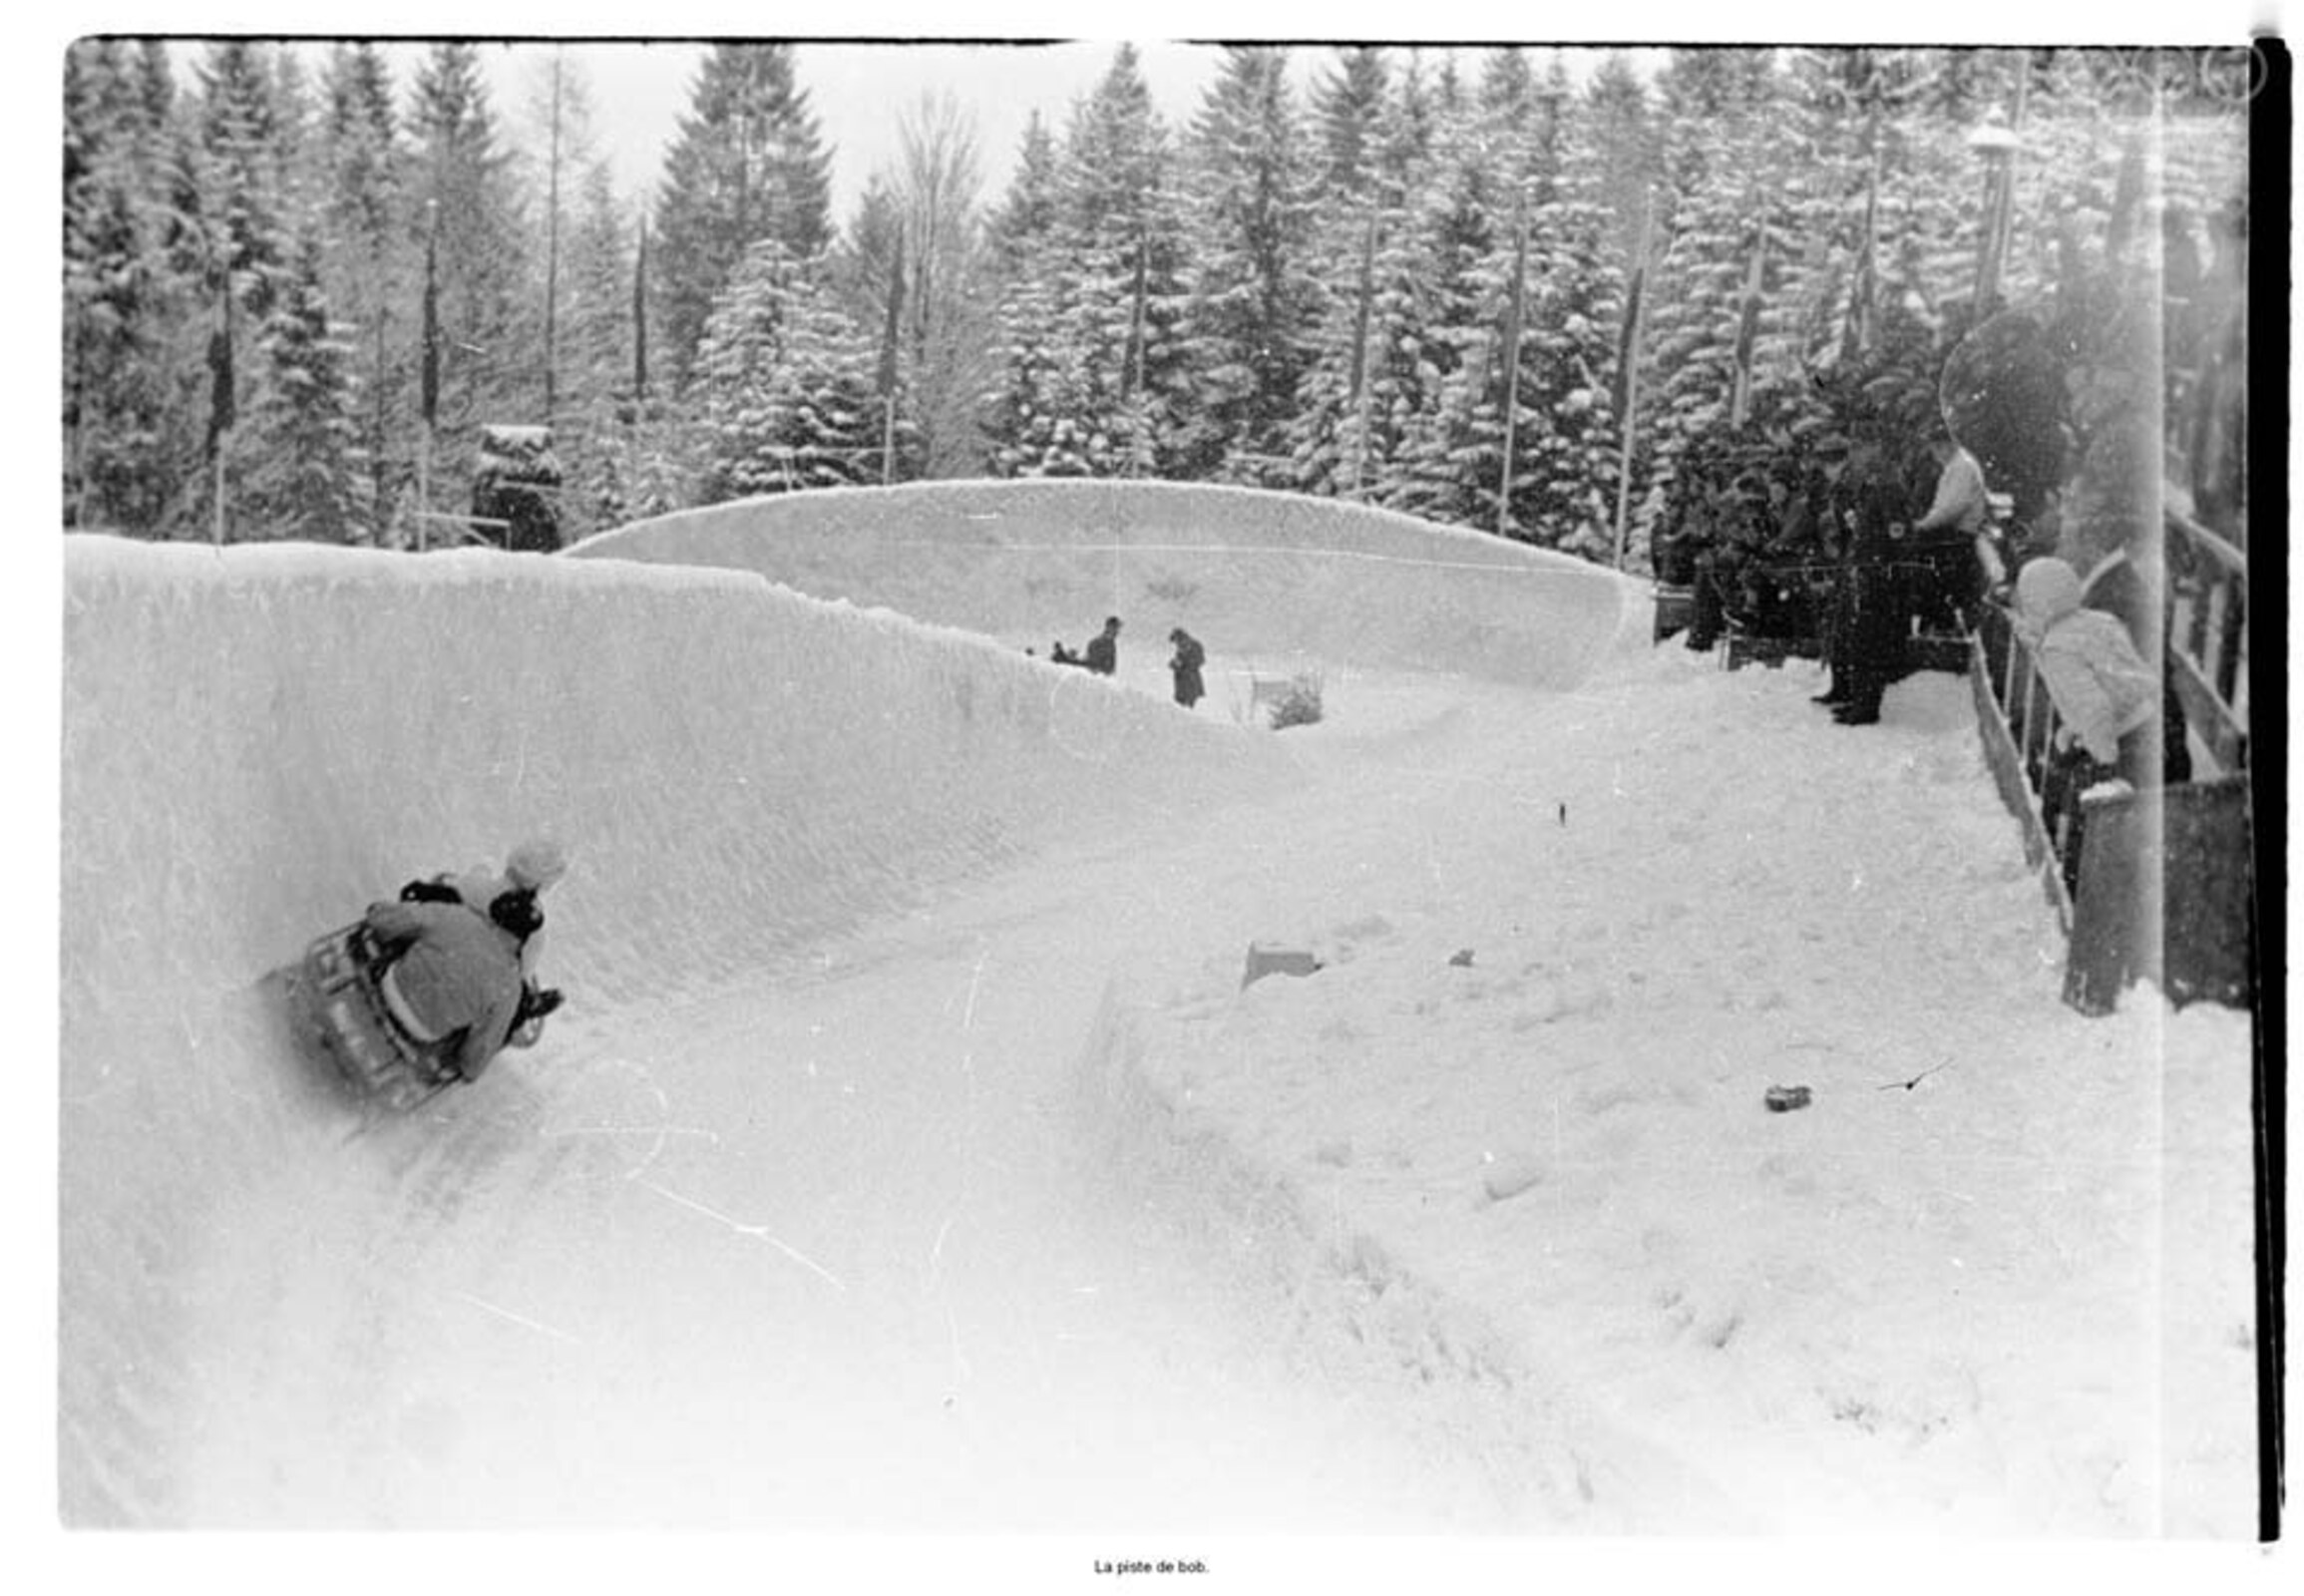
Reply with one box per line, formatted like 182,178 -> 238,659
117,0 -> 2246,231
476,39 -> 1257,219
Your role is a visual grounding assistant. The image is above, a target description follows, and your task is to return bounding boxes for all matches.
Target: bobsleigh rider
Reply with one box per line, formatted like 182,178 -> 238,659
296,840 -> 569,1111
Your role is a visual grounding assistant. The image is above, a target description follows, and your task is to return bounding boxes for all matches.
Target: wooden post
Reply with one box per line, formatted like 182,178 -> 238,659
1611,196 -> 1654,571
1729,209 -> 1767,430
1348,203 -> 1378,499
1496,190 -> 1530,540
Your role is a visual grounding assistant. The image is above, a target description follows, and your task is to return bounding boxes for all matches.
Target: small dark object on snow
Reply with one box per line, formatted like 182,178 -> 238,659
1876,1061 -> 1952,1092
1558,802 -> 1567,827
1242,943 -> 1323,991
1448,949 -> 1475,968
1764,1084 -> 1813,1112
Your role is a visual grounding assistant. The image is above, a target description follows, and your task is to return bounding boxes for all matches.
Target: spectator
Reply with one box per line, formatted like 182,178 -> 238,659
2016,558 -> 2160,788
2076,533 -> 2193,786
1082,615 -> 1122,676
1910,426 -> 1992,632
1820,448 -> 1911,725
1167,627 -> 1206,708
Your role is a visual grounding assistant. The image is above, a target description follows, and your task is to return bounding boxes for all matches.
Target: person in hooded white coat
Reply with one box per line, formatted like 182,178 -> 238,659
2015,558 -> 2159,785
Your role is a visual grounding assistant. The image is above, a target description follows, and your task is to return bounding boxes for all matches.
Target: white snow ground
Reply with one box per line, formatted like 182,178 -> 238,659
57,484 -> 2256,1566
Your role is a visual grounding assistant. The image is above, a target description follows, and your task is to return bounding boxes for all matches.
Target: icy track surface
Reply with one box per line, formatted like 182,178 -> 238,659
60,494 -> 1628,1529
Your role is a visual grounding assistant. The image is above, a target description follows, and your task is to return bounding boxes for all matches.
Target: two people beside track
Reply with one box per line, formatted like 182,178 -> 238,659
1045,614 -> 1211,713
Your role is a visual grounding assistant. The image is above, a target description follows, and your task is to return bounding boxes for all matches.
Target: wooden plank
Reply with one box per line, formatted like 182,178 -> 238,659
2169,649 -> 2249,774
1968,641 -> 2072,926
2064,776 -> 2254,1012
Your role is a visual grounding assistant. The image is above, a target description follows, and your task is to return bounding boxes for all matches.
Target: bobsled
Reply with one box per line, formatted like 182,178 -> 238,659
292,922 -> 466,1111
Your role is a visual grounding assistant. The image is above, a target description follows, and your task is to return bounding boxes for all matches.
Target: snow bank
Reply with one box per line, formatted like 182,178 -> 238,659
58,533 -> 1296,1522
1075,984 -> 1751,1533
1086,651 -> 2260,1535
573,479 -> 1625,690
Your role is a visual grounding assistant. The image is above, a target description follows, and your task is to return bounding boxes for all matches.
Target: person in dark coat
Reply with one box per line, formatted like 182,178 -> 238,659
1167,627 -> 1206,707
1082,615 -> 1121,676
1819,447 -> 1912,724
363,890 -> 542,1082
399,838 -> 569,1042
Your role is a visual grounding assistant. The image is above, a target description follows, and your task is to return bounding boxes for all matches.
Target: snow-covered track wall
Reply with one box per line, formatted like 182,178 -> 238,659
574,480 -> 1624,688
58,535 -> 1293,1524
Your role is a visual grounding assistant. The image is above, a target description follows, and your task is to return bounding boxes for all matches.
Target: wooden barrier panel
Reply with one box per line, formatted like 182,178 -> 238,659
2063,776 -> 2254,1014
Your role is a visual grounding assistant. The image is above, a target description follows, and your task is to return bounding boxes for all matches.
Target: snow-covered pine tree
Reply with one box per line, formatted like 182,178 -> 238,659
1387,107 -> 1508,529
1578,50 -> 1659,275
196,40 -> 288,320
1288,55 -> 1448,504
651,44 -> 833,390
1311,46 -> 1388,200
1175,47 -> 1325,486
979,112 -> 1087,478
1638,53 -> 1821,487
830,175 -> 904,335
311,42 -> 407,542
691,237 -> 900,501
984,112 -> 1059,276
1285,206 -> 1442,503
64,39 -> 194,533
1043,44 -> 1191,479
239,230 -> 361,542
555,159 -> 647,540
1372,50 -> 1441,210
1504,195 -> 1627,556
408,42 -> 533,519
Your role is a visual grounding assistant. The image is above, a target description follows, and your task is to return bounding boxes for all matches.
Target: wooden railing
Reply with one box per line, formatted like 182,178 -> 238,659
2162,498 -> 2249,774
1970,499 -> 2253,1013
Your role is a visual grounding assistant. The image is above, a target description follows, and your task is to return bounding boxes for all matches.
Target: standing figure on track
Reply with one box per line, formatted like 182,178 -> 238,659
1909,425 -> 1992,632
1082,615 -> 1122,676
1819,448 -> 1913,726
1167,627 -> 1206,708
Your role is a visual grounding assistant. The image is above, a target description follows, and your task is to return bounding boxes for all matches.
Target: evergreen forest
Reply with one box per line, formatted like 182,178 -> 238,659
62,40 -> 2252,564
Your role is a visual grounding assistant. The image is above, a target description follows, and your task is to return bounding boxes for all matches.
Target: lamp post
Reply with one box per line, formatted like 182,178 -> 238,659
1967,118 -> 2023,315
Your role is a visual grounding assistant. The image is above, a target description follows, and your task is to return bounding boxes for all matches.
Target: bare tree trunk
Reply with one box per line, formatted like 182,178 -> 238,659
544,48 -> 564,426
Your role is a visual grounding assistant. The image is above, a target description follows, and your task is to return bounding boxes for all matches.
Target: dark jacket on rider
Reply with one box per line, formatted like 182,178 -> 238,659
363,897 -> 532,1081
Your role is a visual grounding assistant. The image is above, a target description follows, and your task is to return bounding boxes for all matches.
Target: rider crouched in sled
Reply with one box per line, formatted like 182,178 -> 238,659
362,889 -> 542,1084
400,838 -> 568,1042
